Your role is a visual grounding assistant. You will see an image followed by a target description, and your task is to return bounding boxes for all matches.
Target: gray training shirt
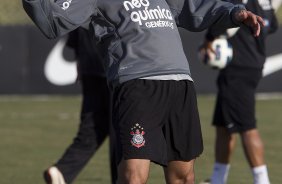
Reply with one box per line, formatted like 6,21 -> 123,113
22,0 -> 245,87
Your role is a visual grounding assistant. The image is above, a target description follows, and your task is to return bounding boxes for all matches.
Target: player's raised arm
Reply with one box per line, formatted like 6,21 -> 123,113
22,0 -> 96,39
167,0 -> 264,35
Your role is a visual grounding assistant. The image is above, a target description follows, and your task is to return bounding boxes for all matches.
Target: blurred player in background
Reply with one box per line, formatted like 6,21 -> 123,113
44,27 -> 117,184
199,0 -> 279,184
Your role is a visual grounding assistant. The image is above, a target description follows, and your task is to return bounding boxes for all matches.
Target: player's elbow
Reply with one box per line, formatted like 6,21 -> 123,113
182,18 -> 209,32
36,26 -> 59,39
183,25 -> 207,32
186,26 -> 206,32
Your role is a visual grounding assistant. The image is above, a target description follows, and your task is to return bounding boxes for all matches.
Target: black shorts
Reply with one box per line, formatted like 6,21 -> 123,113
112,79 -> 203,166
213,68 -> 262,133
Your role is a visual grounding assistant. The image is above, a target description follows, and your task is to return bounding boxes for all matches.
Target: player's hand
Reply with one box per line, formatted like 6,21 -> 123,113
234,10 -> 265,37
198,40 -> 215,62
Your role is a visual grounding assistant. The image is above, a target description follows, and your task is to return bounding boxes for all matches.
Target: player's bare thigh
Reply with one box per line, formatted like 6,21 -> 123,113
117,159 -> 150,184
164,160 -> 196,184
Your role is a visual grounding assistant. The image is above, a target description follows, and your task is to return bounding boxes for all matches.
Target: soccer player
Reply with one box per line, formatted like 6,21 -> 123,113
199,0 -> 278,184
44,28 -> 117,184
22,0 -> 264,183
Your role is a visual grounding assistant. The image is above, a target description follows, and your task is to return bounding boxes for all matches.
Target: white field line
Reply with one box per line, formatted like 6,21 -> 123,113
256,93 -> 282,100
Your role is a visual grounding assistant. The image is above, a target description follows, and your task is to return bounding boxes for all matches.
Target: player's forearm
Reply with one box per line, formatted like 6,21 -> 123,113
169,0 -> 246,31
22,0 -> 95,39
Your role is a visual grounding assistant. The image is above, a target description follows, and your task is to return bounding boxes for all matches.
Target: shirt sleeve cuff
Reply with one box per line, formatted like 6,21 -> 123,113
231,4 -> 247,26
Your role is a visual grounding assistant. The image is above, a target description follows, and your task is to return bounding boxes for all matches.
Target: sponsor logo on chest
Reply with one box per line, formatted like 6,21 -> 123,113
61,0 -> 72,10
258,0 -> 272,10
123,0 -> 174,29
240,0 -> 272,10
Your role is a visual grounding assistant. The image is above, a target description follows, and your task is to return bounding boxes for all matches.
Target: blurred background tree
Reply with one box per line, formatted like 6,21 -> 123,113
0,0 -> 281,25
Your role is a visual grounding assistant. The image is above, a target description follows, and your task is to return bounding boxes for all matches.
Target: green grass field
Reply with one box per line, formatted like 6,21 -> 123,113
0,95 -> 281,184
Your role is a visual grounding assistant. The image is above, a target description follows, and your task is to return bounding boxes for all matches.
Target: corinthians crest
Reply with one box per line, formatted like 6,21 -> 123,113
130,123 -> 145,148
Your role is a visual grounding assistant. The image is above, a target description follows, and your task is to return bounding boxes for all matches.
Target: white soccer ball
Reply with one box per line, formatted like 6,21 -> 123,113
204,37 -> 233,69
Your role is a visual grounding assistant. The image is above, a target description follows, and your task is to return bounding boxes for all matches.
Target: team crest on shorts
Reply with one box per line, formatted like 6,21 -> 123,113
130,123 -> 145,148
